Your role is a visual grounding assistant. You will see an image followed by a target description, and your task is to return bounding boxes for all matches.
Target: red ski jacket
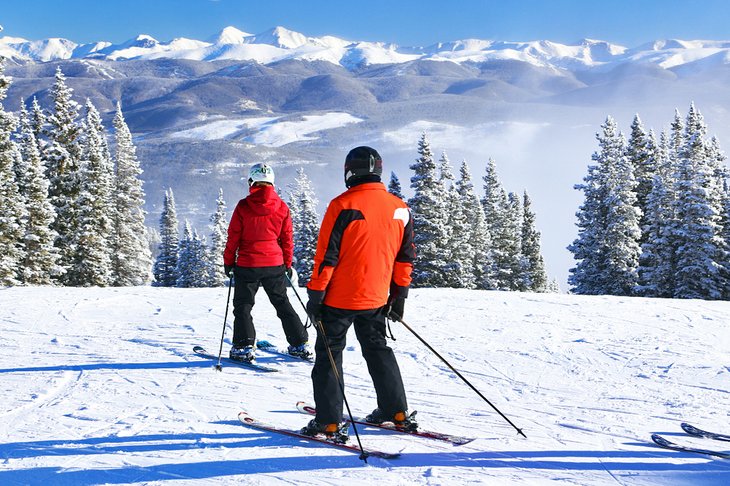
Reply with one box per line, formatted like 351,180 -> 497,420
224,184 -> 294,268
307,182 -> 415,310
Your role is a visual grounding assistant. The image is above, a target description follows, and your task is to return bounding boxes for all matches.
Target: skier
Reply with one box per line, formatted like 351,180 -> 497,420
223,163 -> 311,362
301,146 -> 417,441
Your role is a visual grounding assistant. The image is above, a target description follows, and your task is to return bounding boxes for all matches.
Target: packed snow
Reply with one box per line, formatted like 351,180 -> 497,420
172,113 -> 363,146
2,286 -> 730,485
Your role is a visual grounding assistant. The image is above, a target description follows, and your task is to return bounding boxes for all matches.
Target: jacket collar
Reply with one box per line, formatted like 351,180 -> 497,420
347,182 -> 385,193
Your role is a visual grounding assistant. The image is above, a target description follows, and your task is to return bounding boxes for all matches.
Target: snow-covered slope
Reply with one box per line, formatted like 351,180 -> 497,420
3,26 -> 730,71
1,286 -> 729,484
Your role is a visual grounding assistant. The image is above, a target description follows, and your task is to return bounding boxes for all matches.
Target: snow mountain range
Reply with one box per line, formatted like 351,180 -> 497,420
4,26 -> 730,286
3,26 -> 730,71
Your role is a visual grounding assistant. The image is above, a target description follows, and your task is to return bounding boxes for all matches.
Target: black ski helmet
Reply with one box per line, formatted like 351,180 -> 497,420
344,146 -> 383,187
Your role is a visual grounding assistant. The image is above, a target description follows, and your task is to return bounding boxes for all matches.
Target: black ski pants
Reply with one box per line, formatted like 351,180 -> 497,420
232,265 -> 308,347
312,306 -> 407,424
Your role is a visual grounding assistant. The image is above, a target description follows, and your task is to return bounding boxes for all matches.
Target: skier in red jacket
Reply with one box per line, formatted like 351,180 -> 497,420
300,146 -> 416,441
223,163 -> 310,362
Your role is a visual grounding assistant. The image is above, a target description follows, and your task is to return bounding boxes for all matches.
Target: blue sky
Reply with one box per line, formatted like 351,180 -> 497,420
3,0 -> 730,46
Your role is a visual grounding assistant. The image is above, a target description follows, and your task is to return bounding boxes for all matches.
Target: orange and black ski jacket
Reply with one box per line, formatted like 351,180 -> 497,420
307,182 -> 415,310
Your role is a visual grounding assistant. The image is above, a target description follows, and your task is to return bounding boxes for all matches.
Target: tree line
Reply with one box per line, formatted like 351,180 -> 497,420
569,104 -> 730,300
0,61 -> 151,286
156,133 -> 553,293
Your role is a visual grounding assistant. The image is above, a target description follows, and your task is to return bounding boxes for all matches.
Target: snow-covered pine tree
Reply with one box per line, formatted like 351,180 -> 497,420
705,135 -> 730,297
0,60 -> 26,286
670,104 -> 724,299
626,114 -> 654,245
670,109 -> 684,156
520,191 -> 548,292
29,97 -> 48,159
16,100 -> 62,285
175,222 -> 209,288
568,116 -> 641,295
503,192 -> 524,291
387,171 -> 404,199
439,152 -> 472,288
456,160 -> 494,289
637,130 -> 676,297
111,102 -> 152,286
481,158 -> 516,290
707,137 -> 730,299
721,175 -> 730,300
153,189 -> 179,286
207,188 -> 228,287
46,67 -> 82,284
287,167 -> 320,287
408,133 -> 449,287
67,99 -> 114,286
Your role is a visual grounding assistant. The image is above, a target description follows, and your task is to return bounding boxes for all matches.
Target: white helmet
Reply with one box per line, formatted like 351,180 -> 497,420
248,163 -> 275,186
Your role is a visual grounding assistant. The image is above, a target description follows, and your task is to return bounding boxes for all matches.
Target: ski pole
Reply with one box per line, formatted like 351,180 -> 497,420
394,315 -> 526,438
313,317 -> 369,462
214,275 -> 234,372
285,272 -> 311,328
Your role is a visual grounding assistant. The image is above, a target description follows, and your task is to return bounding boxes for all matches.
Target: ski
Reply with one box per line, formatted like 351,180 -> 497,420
256,340 -> 314,362
296,401 -> 474,446
192,345 -> 279,372
237,412 -> 400,460
651,434 -> 730,459
681,423 -> 730,442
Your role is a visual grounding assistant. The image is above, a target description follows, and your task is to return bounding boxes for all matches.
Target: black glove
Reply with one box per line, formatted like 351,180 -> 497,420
385,297 -> 405,321
224,264 -> 234,277
306,289 -> 325,321
285,267 -> 293,279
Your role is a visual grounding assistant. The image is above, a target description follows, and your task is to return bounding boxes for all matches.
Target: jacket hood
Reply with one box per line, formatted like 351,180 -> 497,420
244,184 -> 282,216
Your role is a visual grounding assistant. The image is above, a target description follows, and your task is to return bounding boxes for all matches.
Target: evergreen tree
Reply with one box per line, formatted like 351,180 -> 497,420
503,192 -> 524,291
670,104 -> 724,299
520,191 -> 548,292
387,171 -> 404,199
637,131 -> 677,297
46,67 -> 82,283
456,160 -> 493,289
288,167 -> 320,287
481,158 -> 515,290
440,153 -> 472,288
30,97 -> 47,153
153,189 -> 179,286
16,100 -> 62,285
568,116 -> 641,295
626,114 -> 654,245
175,222 -> 209,288
546,278 -> 561,293
721,175 -> 730,299
408,133 -> 449,287
0,60 -> 26,286
68,99 -> 114,286
207,188 -> 228,286
111,102 -> 152,286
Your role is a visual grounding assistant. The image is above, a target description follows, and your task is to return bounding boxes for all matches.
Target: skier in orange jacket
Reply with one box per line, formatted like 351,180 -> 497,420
300,146 -> 416,440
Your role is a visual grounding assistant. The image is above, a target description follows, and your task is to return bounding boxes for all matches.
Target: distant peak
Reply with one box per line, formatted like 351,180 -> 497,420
212,26 -> 252,44
252,26 -> 308,49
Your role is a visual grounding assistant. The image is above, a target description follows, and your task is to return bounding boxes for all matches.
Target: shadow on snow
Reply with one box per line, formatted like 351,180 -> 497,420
1,430 -> 729,484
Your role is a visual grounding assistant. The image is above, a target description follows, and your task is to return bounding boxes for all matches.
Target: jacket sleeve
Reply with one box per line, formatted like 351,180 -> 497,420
223,202 -> 243,266
391,208 -> 415,298
280,207 -> 294,268
306,201 -> 341,293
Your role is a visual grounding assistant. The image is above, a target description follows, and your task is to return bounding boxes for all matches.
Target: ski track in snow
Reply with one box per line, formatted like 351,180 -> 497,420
1,287 -> 730,484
